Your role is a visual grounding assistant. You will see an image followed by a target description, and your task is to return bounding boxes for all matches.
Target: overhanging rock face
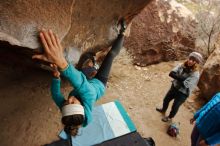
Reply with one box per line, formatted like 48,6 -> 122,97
0,0 -> 151,65
0,0 -> 74,49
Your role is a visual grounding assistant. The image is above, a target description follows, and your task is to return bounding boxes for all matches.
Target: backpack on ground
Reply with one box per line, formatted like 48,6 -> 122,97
167,122 -> 180,137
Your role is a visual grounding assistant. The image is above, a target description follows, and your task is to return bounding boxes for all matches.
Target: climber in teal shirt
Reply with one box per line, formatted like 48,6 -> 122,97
51,63 -> 105,127
32,20 -> 126,136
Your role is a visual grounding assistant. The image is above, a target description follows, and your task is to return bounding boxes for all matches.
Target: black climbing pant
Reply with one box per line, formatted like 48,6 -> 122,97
95,33 -> 124,86
161,85 -> 188,118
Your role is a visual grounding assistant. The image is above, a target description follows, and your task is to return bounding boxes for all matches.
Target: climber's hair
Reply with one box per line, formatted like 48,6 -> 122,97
62,114 -> 84,136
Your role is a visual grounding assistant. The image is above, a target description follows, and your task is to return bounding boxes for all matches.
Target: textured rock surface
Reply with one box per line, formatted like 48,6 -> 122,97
125,0 -> 197,66
0,0 -> 151,64
198,40 -> 220,99
0,0 -> 74,49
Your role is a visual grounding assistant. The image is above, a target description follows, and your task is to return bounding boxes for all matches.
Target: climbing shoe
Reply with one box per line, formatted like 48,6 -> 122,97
156,107 -> 165,114
162,116 -> 172,122
119,18 -> 127,34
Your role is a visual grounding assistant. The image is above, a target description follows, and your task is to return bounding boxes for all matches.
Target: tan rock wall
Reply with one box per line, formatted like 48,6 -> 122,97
198,38 -> 220,99
0,0 -> 151,65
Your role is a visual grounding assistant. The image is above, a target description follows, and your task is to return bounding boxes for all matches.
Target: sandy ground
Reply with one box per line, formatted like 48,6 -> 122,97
0,49 -> 203,146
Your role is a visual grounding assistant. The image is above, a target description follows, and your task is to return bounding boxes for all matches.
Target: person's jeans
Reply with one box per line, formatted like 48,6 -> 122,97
95,34 -> 124,86
191,125 -> 215,146
161,85 -> 187,118
191,125 -> 203,146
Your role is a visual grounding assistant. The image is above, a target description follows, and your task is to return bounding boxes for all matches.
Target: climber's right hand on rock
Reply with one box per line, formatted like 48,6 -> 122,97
32,29 -> 68,70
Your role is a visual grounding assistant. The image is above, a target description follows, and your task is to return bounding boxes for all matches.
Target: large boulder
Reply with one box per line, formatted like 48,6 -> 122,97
198,43 -> 220,99
125,0 -> 197,66
0,0 -> 151,65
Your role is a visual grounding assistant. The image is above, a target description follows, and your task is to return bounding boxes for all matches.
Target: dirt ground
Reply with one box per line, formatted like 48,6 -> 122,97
0,49 -> 203,146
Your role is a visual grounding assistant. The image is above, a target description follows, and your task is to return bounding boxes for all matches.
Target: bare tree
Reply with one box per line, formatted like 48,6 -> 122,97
195,0 -> 220,56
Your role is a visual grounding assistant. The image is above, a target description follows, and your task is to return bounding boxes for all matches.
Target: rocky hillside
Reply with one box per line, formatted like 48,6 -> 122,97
125,0 -> 197,66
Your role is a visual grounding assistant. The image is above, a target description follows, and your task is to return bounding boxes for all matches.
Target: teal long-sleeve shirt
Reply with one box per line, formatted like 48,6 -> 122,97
194,93 -> 220,145
51,63 -> 105,127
